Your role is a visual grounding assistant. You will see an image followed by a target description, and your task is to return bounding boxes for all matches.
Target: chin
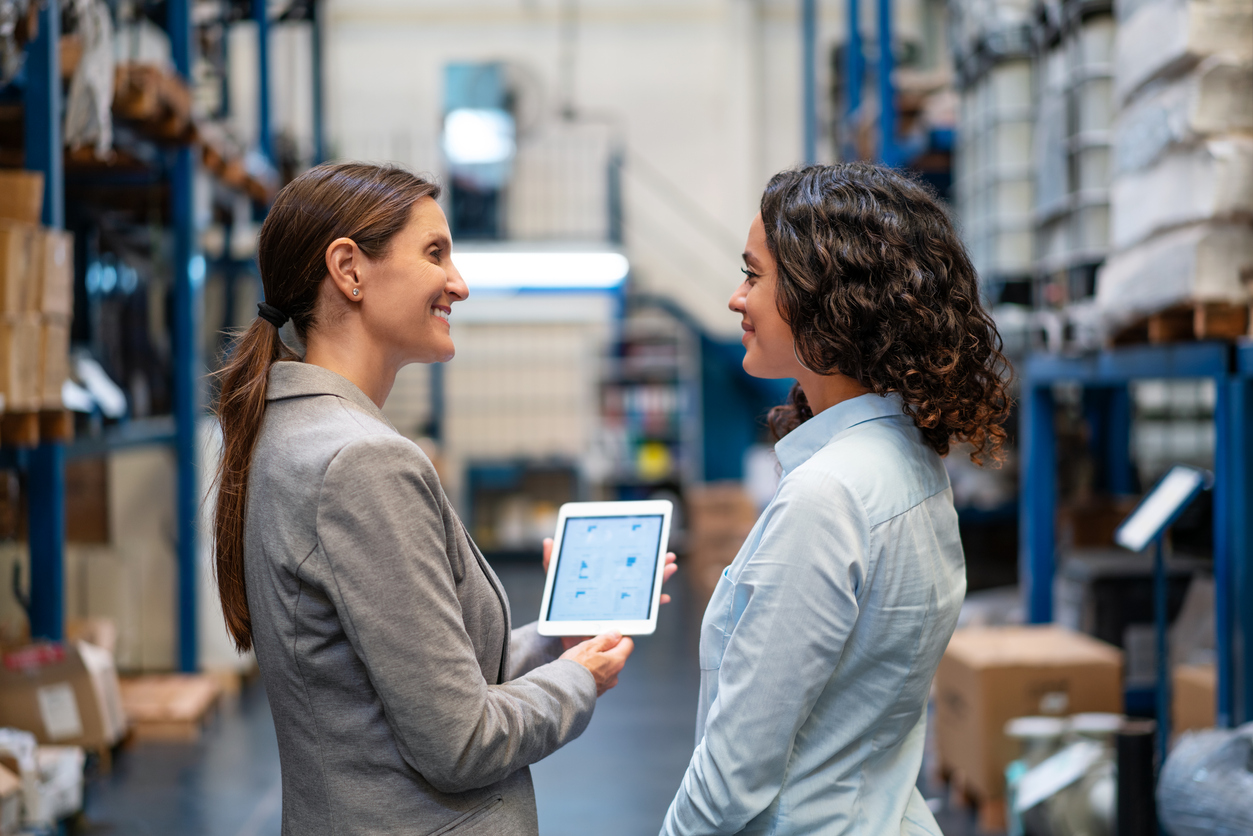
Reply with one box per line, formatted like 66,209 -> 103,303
742,351 -> 789,380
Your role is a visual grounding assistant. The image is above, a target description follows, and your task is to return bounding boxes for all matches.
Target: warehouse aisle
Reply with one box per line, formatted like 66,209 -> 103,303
82,676 -> 283,835
77,562 -> 702,836
78,563 -> 982,835
502,562 -> 703,836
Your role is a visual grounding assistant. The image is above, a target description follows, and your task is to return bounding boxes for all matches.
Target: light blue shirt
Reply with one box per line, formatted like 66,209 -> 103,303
661,393 -> 966,835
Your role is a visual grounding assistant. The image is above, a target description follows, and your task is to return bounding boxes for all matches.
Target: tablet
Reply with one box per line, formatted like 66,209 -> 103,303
537,500 -> 673,637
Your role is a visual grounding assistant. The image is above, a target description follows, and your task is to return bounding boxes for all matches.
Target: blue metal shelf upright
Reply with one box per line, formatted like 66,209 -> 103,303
1020,342 -> 1253,728
23,0 -> 66,643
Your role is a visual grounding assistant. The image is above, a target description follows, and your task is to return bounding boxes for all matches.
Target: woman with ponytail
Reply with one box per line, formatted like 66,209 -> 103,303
213,163 -> 637,835
660,163 -> 1012,835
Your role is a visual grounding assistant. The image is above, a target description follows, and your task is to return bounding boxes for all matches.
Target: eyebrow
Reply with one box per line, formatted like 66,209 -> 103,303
428,234 -> 452,251
742,251 -> 757,268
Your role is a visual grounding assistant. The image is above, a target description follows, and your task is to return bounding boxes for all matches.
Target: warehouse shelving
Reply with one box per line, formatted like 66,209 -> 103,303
11,0 -> 325,673
1020,341 -> 1253,729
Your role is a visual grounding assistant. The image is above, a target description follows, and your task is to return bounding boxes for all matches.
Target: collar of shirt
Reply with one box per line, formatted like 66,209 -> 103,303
265,360 -> 399,433
774,392 -> 906,477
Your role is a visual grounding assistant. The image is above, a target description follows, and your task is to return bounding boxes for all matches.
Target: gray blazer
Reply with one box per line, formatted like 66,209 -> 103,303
244,361 -> 597,835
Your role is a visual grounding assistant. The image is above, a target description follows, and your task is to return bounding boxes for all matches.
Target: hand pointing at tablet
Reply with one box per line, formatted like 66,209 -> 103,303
560,631 -> 634,696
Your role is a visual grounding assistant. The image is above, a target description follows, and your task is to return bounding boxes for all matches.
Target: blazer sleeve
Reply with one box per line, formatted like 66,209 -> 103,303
508,623 -> 566,680
313,434 -> 597,794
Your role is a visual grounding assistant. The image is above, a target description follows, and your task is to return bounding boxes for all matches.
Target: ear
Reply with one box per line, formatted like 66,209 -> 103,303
325,237 -> 364,302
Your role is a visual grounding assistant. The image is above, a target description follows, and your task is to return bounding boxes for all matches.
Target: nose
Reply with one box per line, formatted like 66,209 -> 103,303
728,280 -> 748,315
446,259 -> 469,302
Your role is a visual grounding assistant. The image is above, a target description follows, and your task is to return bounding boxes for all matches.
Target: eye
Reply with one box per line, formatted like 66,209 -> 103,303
429,248 -> 442,261
740,267 -> 759,280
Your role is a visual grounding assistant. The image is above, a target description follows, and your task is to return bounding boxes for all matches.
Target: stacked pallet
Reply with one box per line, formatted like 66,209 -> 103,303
110,62 -> 275,204
57,39 -> 276,203
1095,0 -> 1253,341
0,170 -> 73,447
1032,5 -> 1117,304
951,0 -> 1037,289
118,674 -> 222,742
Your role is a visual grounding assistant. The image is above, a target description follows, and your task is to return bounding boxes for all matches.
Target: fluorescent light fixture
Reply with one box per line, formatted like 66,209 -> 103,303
454,251 -> 629,290
442,108 -> 516,165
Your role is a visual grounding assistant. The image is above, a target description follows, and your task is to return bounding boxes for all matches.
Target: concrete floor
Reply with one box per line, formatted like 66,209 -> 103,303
78,562 -> 988,835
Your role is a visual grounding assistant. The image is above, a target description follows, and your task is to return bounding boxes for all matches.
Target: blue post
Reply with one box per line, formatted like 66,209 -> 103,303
256,0 -> 273,164
28,446 -> 66,641
22,2 -> 63,228
1083,386 -> 1134,495
876,0 -> 897,166
1020,383 -> 1056,623
24,1 -> 66,643
1154,535 -> 1170,768
1215,379 -> 1233,727
845,0 -> 862,159
1234,377 -> 1253,726
1216,376 -> 1253,726
311,0 -> 326,164
170,0 -> 200,673
802,0 -> 818,165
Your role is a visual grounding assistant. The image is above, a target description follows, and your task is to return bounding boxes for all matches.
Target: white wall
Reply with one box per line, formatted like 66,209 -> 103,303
322,0 -> 859,337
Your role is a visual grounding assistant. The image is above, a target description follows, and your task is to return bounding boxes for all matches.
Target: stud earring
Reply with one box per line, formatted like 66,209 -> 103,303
352,288 -> 360,297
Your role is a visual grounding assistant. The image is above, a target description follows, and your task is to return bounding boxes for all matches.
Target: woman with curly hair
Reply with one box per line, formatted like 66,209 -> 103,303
661,163 -> 1011,836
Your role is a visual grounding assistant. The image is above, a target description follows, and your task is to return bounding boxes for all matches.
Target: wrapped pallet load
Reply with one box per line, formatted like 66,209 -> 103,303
1097,0 -> 1253,336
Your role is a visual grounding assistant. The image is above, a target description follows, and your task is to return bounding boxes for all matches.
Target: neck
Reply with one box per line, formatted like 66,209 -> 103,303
796,369 -> 870,415
304,328 -> 397,409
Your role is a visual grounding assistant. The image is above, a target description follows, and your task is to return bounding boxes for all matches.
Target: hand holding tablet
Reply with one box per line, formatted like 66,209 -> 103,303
538,500 -> 674,637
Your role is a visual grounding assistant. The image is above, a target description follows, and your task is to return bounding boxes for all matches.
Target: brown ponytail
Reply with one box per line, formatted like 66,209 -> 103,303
212,163 -> 440,652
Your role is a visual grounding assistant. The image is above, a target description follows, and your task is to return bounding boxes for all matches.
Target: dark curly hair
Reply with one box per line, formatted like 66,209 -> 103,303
761,163 -> 1011,465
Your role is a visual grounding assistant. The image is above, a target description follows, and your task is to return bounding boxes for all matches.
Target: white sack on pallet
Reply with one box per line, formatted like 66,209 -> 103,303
1115,0 -> 1253,106
63,0 -> 115,157
1096,223 -> 1253,324
1111,138 -> 1253,250
1116,58 -> 1253,173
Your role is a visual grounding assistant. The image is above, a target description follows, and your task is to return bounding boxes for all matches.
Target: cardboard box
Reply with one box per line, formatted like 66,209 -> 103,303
38,315 -> 69,408
1173,663 -> 1216,735
0,641 -> 127,750
1056,498 -> 1140,549
685,483 -> 759,611
33,229 -> 72,317
0,223 -> 37,314
686,482 -> 758,532
0,171 -> 43,225
934,625 -> 1124,801
64,459 -> 109,543
0,315 -> 42,411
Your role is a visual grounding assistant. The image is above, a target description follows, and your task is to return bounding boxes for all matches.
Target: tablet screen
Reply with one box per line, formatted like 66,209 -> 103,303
546,515 -> 665,621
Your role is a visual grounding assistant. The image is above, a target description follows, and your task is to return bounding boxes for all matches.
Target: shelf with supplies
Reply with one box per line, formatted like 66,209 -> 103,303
596,302 -> 701,495
1020,341 -> 1253,730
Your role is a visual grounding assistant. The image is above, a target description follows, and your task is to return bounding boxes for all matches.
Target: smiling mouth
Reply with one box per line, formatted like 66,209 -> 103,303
432,306 -> 450,322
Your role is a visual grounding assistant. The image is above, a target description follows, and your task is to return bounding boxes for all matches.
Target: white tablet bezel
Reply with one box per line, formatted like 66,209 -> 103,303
537,500 -> 673,637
